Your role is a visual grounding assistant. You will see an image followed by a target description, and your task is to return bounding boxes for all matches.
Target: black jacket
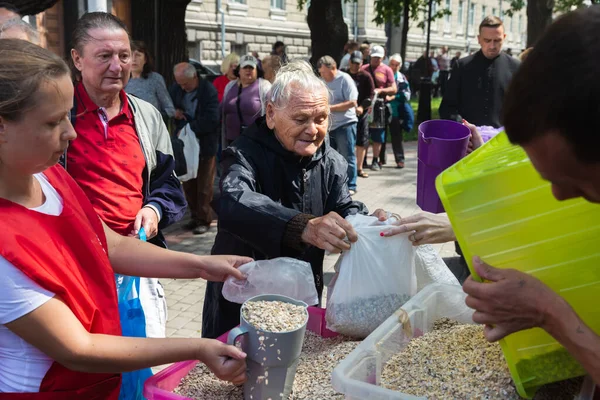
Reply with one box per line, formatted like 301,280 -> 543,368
169,79 -> 220,157
202,117 -> 368,338
439,50 -> 520,128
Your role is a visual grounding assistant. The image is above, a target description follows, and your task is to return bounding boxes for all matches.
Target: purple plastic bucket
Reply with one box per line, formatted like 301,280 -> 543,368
417,120 -> 470,213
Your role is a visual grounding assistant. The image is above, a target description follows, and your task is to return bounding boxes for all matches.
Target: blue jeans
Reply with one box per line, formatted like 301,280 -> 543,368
329,123 -> 357,191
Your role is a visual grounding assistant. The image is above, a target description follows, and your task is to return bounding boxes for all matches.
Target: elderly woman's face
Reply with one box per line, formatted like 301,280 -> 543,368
71,28 -> 131,96
266,87 -> 329,157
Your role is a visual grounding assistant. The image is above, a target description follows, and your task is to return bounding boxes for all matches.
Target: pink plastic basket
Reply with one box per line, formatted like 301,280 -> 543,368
144,306 -> 337,399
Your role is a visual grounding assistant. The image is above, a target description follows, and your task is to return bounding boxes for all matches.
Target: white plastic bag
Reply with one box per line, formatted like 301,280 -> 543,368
222,257 -> 319,306
414,245 -> 460,291
325,214 -> 417,338
177,124 -> 200,182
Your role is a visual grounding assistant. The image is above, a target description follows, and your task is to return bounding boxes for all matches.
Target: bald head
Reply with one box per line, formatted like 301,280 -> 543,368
0,6 -> 19,25
173,62 -> 198,92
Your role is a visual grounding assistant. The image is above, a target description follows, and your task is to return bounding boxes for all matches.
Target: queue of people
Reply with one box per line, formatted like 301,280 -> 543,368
2,4 -> 600,397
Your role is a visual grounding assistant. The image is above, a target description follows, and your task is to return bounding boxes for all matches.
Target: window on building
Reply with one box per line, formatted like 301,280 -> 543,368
231,0 -> 246,4
188,41 -> 201,61
492,7 -> 497,16
518,14 -> 523,33
458,0 -> 464,25
445,0 -> 451,22
510,16 -> 514,32
468,3 -> 475,28
271,0 -> 285,10
231,43 -> 247,57
482,5 -> 487,17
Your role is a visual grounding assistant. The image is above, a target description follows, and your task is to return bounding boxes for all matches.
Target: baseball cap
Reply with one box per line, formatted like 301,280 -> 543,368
350,50 -> 363,63
240,55 -> 258,68
370,45 -> 385,58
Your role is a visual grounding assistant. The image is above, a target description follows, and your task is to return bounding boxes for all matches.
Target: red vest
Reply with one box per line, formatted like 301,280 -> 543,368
0,165 -> 121,399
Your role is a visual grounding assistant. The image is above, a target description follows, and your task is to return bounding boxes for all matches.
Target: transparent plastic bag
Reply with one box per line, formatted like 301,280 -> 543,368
222,257 -> 319,306
326,214 -> 417,338
415,244 -> 460,291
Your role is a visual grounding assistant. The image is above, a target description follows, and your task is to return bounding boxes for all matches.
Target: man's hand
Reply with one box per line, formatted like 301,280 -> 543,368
464,119 -> 484,154
175,109 -> 187,121
131,207 -> 159,239
356,106 -> 364,116
463,257 -> 562,342
301,212 -> 358,253
198,340 -> 247,386
380,212 -> 455,245
196,255 -> 253,282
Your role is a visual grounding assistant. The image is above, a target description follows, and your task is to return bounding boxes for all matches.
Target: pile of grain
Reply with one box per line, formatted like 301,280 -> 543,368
381,318 -> 583,399
242,301 -> 307,333
175,332 -> 359,399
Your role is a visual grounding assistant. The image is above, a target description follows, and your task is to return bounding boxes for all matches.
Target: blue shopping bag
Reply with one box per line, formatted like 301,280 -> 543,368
116,227 -> 153,400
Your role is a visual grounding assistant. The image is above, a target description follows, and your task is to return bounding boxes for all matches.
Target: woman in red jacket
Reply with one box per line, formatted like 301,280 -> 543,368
0,39 -> 250,398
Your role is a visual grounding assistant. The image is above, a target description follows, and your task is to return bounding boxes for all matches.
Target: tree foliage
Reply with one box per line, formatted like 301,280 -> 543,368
373,0 -> 450,29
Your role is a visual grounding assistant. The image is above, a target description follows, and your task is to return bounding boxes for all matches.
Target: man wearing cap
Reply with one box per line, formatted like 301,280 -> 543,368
361,45 -> 397,170
347,51 -> 375,179
170,62 -> 220,234
318,55 -> 359,195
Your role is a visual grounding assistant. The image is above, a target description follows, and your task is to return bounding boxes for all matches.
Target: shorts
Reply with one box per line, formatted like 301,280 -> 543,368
356,115 -> 369,147
369,128 -> 386,143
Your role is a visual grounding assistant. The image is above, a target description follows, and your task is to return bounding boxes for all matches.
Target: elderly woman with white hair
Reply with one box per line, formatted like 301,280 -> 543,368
202,60 -> 392,338
386,53 -> 414,168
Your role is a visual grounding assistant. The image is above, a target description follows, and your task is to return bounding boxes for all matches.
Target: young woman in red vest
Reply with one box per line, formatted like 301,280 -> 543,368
0,39 -> 250,398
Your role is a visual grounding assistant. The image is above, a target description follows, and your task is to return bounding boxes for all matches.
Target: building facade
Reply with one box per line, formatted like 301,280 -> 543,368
27,0 -> 526,68
184,0 -> 388,68
402,0 -> 527,61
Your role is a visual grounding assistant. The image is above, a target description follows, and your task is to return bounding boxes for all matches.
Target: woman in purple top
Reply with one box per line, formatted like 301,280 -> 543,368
221,55 -> 271,146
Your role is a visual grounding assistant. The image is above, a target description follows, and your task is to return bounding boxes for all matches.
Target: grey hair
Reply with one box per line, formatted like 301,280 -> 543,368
0,18 -> 39,44
316,55 -> 336,69
174,62 -> 197,79
266,59 -> 329,109
389,53 -> 402,64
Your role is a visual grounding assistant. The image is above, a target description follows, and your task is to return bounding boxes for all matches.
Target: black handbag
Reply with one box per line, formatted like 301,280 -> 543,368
171,132 -> 188,177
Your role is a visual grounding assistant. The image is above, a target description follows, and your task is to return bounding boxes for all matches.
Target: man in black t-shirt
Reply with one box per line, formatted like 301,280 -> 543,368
347,51 -> 375,178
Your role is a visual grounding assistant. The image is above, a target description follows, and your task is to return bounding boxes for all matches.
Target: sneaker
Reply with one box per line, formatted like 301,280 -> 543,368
370,162 -> 381,171
193,225 -> 210,235
349,189 -> 357,196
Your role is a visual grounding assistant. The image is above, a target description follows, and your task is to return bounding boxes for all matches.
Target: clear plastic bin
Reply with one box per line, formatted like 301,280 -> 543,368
435,132 -> 600,397
144,306 -> 338,399
331,283 -> 596,400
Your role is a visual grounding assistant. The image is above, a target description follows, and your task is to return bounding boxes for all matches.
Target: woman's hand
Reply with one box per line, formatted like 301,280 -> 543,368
196,255 -> 254,282
198,340 -> 247,385
380,212 -> 455,245
464,119 -> 484,154
371,209 -> 400,223
301,212 -> 358,253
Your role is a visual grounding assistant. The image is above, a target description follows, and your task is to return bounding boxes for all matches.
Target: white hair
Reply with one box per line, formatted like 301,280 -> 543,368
267,59 -> 329,109
389,53 -> 402,64
0,18 -> 39,44
174,63 -> 197,79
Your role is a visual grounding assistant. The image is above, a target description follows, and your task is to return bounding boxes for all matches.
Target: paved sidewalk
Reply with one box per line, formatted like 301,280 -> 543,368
156,142 -> 461,372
